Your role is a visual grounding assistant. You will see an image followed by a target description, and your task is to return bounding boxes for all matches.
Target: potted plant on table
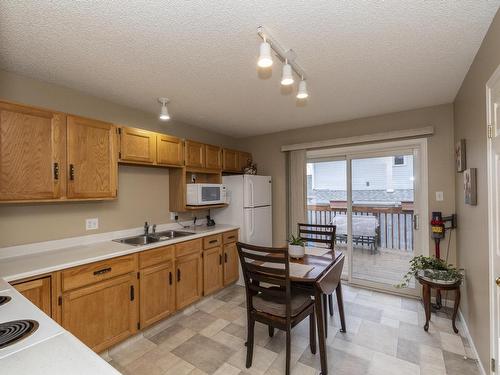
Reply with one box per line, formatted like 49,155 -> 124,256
288,234 -> 305,259
396,255 -> 463,288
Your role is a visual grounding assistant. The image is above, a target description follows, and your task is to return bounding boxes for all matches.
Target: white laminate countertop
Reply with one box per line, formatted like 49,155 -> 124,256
2,332 -> 121,375
0,224 -> 239,282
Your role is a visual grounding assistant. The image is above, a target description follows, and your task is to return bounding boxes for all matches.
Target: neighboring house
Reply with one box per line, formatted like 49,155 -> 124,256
307,156 -> 414,206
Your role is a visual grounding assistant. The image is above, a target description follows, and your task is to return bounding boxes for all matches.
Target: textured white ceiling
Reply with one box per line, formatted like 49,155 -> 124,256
1,1 -> 499,137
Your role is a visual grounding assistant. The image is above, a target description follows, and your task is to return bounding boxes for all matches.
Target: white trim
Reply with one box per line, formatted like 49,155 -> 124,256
281,126 -> 434,151
459,309 -> 488,375
486,64 -> 500,375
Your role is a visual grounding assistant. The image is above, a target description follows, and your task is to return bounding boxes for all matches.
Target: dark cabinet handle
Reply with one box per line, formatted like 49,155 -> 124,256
227,236 -> 235,240
225,253 -> 228,263
53,162 -> 59,180
93,267 -> 111,276
177,269 -> 181,282
219,254 -> 222,265
169,271 -> 172,285
69,164 -> 75,180
130,285 -> 135,301
209,239 -> 218,244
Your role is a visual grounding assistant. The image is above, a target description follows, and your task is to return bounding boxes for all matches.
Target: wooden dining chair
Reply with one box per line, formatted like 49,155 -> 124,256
236,242 -> 316,375
297,223 -> 337,336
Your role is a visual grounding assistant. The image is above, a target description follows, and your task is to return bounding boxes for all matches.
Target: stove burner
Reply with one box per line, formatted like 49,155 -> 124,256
0,320 -> 39,349
0,296 -> 11,306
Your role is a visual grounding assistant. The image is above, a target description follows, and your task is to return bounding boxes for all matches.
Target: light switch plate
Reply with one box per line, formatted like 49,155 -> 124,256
170,212 -> 177,220
435,191 -> 444,201
86,218 -> 99,231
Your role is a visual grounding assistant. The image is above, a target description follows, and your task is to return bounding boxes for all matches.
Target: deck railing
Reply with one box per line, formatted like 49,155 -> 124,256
307,204 -> 414,251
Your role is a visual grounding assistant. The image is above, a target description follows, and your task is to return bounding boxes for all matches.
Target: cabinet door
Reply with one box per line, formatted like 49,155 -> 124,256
157,134 -> 184,166
119,127 -> 156,164
13,277 -> 52,317
175,252 -> 202,309
223,243 -> 239,285
203,247 -> 223,295
62,273 -> 137,353
0,102 -> 66,201
238,151 -> 252,172
67,116 -> 117,199
185,140 -> 204,168
205,144 -> 222,169
139,261 -> 175,329
222,149 -> 238,172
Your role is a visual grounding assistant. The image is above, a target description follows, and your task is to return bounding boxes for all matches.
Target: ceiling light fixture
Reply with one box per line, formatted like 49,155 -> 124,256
158,97 -> 170,121
296,79 -> 308,99
281,60 -> 294,86
257,38 -> 273,68
256,26 -> 309,100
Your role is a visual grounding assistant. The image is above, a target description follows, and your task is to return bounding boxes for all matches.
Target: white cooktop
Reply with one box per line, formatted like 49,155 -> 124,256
0,285 -> 64,359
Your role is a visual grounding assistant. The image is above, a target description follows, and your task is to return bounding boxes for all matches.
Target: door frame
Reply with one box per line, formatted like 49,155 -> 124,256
307,137 -> 429,296
487,64 -> 500,375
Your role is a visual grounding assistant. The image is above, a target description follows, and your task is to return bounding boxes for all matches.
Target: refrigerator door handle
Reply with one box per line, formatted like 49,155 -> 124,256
249,209 -> 255,239
248,178 -> 254,208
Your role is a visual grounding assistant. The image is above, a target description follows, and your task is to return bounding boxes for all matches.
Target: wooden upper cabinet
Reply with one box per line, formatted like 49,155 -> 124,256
66,116 -> 117,199
157,134 -> 184,166
185,140 -> 204,168
205,144 -> 222,170
13,277 -> 52,317
0,102 -> 66,201
222,149 -> 239,172
238,151 -> 252,172
119,127 -> 156,164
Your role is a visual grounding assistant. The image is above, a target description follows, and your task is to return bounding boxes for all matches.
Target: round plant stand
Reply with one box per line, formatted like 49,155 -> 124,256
416,275 -> 461,333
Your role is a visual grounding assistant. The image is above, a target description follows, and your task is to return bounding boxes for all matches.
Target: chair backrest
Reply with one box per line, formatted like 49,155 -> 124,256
297,223 -> 336,249
236,242 -> 292,319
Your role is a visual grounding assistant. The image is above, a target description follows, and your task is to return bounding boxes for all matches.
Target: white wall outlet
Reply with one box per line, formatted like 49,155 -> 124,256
435,191 -> 444,201
85,218 -> 99,231
170,212 -> 177,221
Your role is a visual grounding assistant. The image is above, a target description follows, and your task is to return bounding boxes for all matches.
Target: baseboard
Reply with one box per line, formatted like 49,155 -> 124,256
458,309 -> 488,375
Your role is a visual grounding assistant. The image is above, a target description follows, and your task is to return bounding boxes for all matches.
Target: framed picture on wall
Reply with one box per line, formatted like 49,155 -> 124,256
455,139 -> 466,172
464,168 -> 477,205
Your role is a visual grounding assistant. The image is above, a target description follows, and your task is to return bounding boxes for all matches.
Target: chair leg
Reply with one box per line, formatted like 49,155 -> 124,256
285,328 -> 291,375
268,325 -> 274,337
309,310 -> 316,354
328,294 -> 334,316
322,294 -> 328,338
246,318 -> 255,368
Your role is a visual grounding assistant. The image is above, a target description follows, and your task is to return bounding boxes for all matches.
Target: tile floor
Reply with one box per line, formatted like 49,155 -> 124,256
104,284 -> 481,375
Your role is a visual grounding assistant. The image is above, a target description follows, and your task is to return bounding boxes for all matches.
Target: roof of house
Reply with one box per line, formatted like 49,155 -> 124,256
307,189 -> 414,204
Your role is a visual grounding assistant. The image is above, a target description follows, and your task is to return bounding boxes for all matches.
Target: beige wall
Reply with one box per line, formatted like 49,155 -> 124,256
0,70 -> 238,247
453,10 -> 500,371
240,104 -> 456,260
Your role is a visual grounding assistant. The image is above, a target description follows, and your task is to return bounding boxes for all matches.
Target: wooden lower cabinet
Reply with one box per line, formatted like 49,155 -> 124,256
13,277 -> 52,316
223,242 -> 239,285
175,252 -> 203,309
203,247 -> 223,295
61,273 -> 137,352
139,261 -> 175,329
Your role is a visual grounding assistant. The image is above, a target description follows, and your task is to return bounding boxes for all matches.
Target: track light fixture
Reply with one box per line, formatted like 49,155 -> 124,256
158,97 -> 170,121
256,26 -> 309,100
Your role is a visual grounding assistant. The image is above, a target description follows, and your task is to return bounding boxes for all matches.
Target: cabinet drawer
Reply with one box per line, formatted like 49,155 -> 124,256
175,238 -> 202,257
223,230 -> 238,244
62,255 -> 137,291
203,234 -> 222,249
139,245 -> 174,269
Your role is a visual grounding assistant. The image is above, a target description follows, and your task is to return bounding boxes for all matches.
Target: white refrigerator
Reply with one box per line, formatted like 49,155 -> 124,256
213,174 -> 272,252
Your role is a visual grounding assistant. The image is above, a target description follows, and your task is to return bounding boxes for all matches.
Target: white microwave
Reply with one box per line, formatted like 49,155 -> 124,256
186,183 -> 227,205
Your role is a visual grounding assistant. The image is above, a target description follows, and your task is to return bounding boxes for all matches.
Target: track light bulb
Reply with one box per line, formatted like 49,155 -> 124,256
296,79 -> 308,99
281,62 -> 294,86
257,41 -> 273,68
158,98 -> 170,121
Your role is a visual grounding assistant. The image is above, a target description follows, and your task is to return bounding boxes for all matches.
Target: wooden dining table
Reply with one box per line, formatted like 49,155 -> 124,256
288,248 -> 346,375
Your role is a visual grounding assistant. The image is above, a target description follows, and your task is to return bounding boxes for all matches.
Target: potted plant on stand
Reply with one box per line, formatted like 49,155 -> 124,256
288,234 -> 305,259
396,255 -> 463,288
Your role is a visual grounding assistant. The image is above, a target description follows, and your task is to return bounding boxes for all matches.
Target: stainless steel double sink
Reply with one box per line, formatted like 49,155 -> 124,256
113,230 -> 194,246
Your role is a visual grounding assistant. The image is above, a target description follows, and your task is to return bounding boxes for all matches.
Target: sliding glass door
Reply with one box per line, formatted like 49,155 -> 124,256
306,140 -> 427,295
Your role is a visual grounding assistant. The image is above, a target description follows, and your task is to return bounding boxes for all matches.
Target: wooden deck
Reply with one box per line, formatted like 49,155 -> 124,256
336,244 -> 415,287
